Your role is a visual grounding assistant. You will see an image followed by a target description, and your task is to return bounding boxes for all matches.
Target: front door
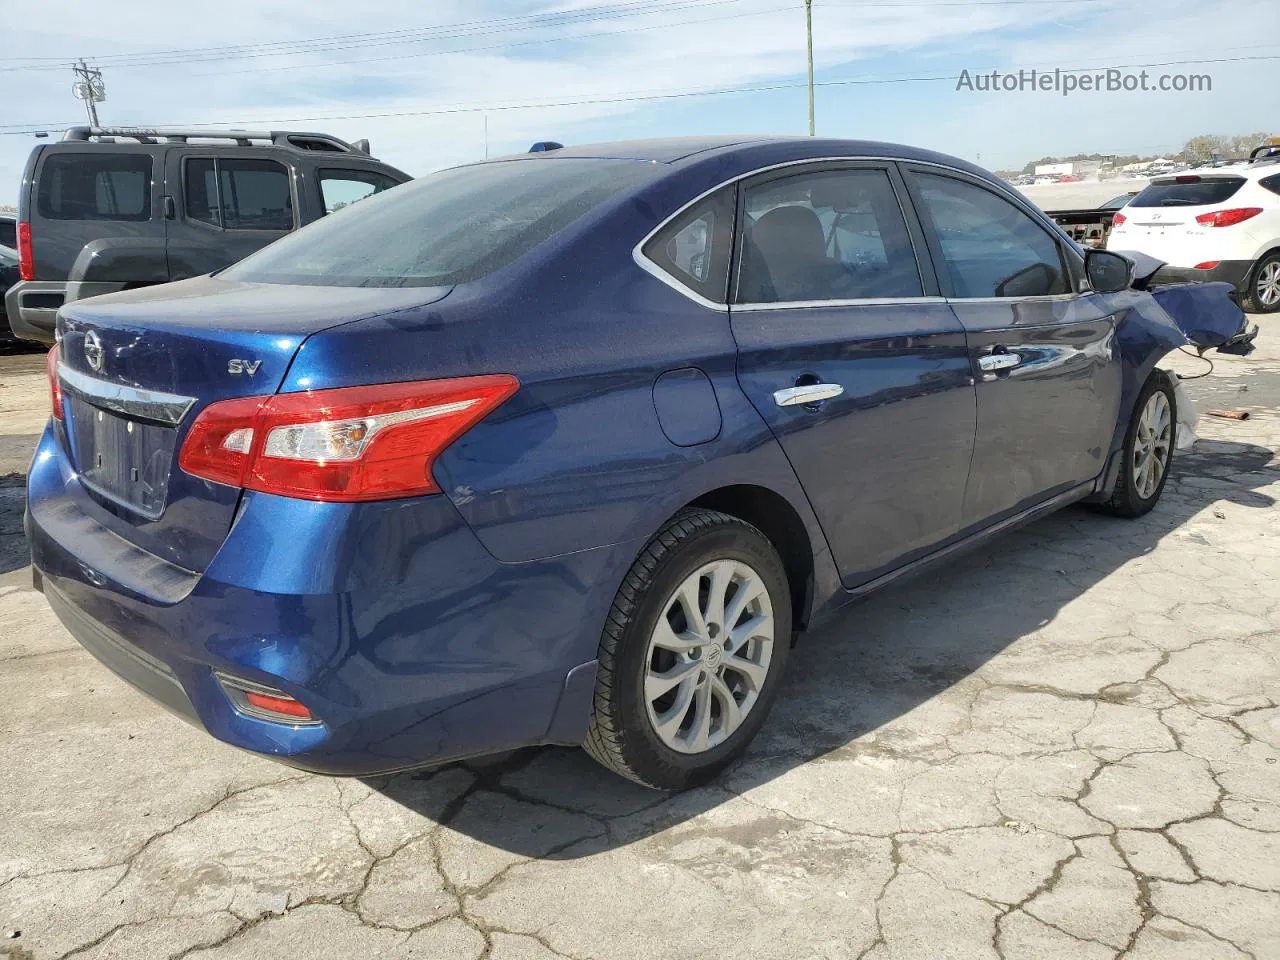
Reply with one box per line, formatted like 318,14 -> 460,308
729,162 -> 977,588
903,167 -> 1123,528
164,149 -> 297,280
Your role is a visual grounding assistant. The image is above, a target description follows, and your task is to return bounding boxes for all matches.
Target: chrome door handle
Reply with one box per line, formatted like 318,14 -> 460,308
978,352 -> 1021,373
773,383 -> 845,407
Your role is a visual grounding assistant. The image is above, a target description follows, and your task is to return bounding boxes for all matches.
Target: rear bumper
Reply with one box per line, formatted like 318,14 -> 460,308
26,422 -> 625,775
1150,260 -> 1253,293
5,280 -> 129,344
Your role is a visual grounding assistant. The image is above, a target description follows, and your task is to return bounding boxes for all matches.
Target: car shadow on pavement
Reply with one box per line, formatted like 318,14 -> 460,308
367,438 -> 1278,858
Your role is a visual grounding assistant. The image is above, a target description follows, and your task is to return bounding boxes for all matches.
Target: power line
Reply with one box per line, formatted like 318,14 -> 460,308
6,0 -> 1122,72
5,52 -> 1269,138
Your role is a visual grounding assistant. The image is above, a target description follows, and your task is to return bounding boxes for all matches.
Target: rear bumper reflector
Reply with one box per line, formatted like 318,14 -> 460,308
215,672 -> 321,726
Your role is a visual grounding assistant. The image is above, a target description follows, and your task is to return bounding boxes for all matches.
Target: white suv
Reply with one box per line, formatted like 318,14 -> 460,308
1108,156 -> 1280,313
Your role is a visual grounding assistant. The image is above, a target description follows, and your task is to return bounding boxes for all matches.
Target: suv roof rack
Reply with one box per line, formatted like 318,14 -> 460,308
61,126 -> 372,155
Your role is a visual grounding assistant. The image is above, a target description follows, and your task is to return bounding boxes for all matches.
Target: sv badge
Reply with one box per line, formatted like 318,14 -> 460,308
228,359 -> 262,376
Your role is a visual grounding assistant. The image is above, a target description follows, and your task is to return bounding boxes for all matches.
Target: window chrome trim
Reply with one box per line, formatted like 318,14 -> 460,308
734,296 -> 949,312
632,154 -> 1063,311
58,363 -> 196,426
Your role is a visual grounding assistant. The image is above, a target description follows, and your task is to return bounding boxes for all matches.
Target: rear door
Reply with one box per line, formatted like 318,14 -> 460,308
29,145 -> 160,281
1110,175 -> 1248,264
165,149 -> 296,279
903,166 -> 1122,529
728,161 -> 977,588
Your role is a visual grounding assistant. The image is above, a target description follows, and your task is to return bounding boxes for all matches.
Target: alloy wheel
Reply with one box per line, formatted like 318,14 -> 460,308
1133,390 -> 1172,499
1257,261 -> 1280,309
643,559 -> 775,754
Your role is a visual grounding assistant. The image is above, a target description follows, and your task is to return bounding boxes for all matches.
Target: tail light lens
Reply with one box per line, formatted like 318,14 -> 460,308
1195,207 -> 1263,228
1194,261 -> 1222,270
1111,213 -> 1126,226
46,344 -> 63,420
17,222 -> 33,281
179,375 -> 519,501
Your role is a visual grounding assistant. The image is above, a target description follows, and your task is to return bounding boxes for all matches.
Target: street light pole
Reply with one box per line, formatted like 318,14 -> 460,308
805,0 -> 815,136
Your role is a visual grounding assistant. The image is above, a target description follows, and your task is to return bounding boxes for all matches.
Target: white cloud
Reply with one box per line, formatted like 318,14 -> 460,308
1,0 -> 1275,202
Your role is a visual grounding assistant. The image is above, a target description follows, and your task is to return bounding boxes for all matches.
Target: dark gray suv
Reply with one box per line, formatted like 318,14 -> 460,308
6,127 -> 409,344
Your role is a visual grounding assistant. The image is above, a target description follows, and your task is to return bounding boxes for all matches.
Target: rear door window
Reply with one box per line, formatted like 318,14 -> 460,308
37,153 -> 151,221
1129,177 -> 1245,207
319,169 -> 401,214
183,158 -> 293,230
736,167 -> 924,303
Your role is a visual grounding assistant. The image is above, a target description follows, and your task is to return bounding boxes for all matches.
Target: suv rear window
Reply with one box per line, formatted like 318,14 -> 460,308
1129,177 -> 1245,208
37,153 -> 151,221
223,158 -> 659,287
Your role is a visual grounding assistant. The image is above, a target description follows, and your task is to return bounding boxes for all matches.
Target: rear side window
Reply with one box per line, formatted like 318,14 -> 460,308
184,158 -> 293,230
1260,174 -> 1280,197
223,158 -> 659,287
0,220 -> 14,248
642,187 -> 735,303
1130,177 -> 1245,207
36,153 -> 151,221
737,168 -> 923,303
319,169 -> 401,214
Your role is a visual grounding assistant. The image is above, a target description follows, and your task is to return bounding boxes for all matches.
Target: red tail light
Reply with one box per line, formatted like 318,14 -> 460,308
17,222 -> 33,281
179,375 -> 519,501
46,344 -> 63,420
1111,212 -> 1126,226
1194,261 -> 1222,270
1195,207 -> 1263,228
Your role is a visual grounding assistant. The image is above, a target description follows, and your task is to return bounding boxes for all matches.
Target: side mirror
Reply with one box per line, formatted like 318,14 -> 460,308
1085,249 -> 1133,293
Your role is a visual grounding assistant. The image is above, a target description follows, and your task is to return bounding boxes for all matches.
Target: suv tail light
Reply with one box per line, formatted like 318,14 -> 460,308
17,222 -> 33,281
46,345 -> 64,420
1195,207 -> 1263,228
1111,212 -> 1126,226
179,375 -> 519,501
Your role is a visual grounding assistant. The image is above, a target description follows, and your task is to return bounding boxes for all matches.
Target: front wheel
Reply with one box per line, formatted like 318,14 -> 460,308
1098,371 -> 1176,518
583,509 -> 791,790
1242,251 -> 1280,314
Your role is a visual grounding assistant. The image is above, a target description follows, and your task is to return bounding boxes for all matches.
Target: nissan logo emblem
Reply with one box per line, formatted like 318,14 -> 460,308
84,330 -> 104,373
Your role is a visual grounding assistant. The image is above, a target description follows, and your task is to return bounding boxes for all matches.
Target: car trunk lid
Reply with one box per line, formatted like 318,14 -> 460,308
56,275 -> 451,573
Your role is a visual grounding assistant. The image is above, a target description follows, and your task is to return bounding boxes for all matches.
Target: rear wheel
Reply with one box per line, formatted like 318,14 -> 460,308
584,509 -> 791,790
1098,371 -> 1176,518
1243,251 -> 1280,314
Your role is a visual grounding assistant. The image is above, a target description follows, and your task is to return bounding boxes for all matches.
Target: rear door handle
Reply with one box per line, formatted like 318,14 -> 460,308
978,351 -> 1021,373
773,383 -> 845,407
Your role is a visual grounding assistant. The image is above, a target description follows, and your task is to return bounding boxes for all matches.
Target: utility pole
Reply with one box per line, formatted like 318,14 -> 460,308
805,0 -> 815,136
71,59 -> 105,126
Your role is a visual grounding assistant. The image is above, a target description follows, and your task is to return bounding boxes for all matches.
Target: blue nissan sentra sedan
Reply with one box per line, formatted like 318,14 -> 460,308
27,137 -> 1195,789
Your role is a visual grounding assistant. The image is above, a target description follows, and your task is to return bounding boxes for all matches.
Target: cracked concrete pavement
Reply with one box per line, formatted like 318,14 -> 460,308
1,327 -> 1279,960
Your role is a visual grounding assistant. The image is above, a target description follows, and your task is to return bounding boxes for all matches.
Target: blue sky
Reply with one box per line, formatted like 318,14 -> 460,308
1,0 -> 1276,204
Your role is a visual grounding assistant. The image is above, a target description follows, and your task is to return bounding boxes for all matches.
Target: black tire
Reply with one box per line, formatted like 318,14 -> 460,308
1098,371 -> 1177,518
583,508 -> 792,790
1242,250 -> 1280,314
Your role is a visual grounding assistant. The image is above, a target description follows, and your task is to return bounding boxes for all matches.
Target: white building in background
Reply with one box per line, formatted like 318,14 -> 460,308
1033,160 -> 1103,179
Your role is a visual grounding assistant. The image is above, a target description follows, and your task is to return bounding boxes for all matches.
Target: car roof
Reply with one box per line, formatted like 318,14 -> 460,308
514,136 -> 997,179
534,137 -> 783,163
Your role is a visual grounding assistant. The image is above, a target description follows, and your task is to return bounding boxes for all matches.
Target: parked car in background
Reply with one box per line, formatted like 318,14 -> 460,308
1108,154 -> 1280,312
5,126 -> 410,345
1044,191 -> 1137,247
0,245 -> 20,343
28,136 -> 1242,790
0,213 -> 16,250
